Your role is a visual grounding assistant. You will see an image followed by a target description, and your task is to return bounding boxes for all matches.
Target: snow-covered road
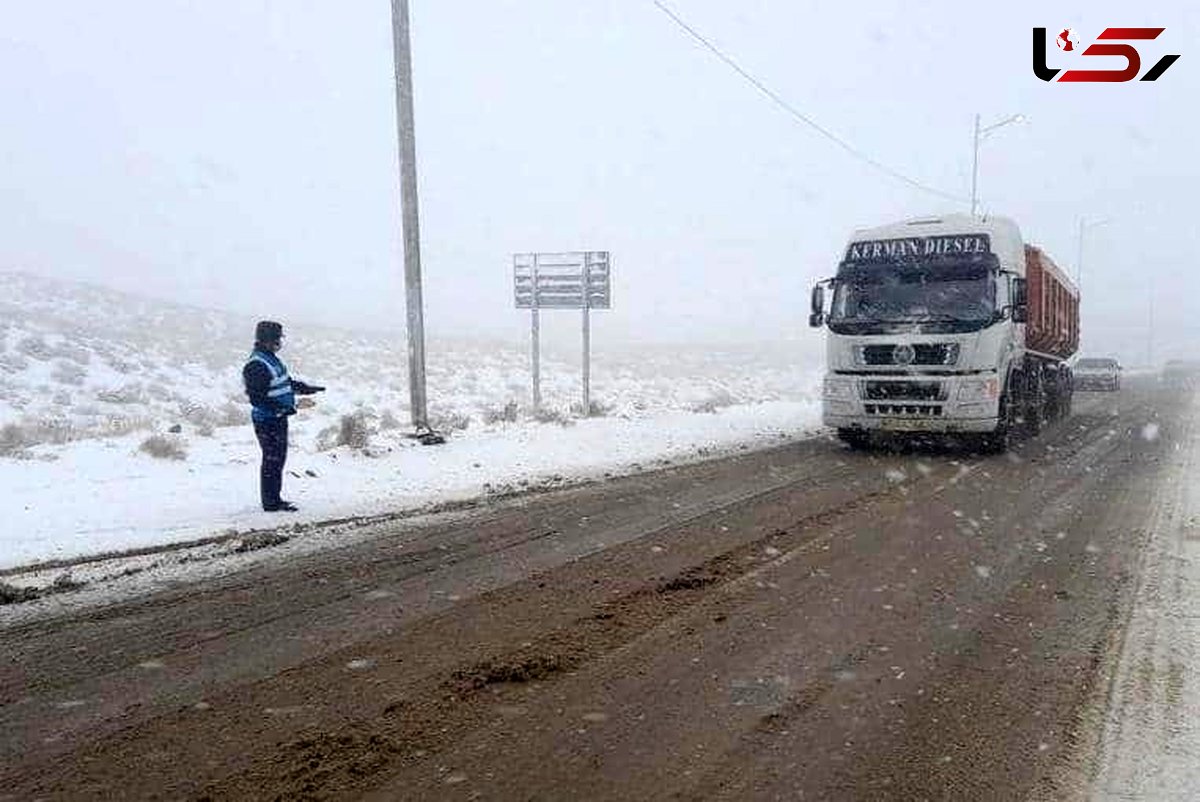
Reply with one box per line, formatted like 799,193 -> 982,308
1091,390 -> 1200,799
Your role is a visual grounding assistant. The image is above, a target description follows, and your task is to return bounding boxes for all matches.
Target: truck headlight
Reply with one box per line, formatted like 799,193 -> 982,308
823,377 -> 856,400
958,377 -> 999,402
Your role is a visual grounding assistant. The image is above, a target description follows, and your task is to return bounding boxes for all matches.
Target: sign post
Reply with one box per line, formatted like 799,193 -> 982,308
581,255 -> 591,414
514,252 -> 611,415
531,254 -> 541,409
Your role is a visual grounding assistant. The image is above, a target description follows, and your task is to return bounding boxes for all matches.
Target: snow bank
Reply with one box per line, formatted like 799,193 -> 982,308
0,271 -> 823,569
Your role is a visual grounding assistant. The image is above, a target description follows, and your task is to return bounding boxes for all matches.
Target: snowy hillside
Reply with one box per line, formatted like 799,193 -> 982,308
0,271 -> 822,569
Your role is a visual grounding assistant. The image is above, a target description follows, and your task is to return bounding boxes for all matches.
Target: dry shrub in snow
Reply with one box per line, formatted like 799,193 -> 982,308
340,411 -> 374,449
0,418 -> 84,451
179,401 -> 214,427
315,425 -> 339,452
482,400 -> 519,424
430,409 -> 470,432
532,406 -> 574,427
0,423 -> 29,456
317,411 -> 376,452
138,434 -> 187,461
29,418 -> 75,445
379,410 -> 403,430
97,383 -> 146,405
100,416 -> 155,440
570,399 -> 613,418
180,400 -> 244,429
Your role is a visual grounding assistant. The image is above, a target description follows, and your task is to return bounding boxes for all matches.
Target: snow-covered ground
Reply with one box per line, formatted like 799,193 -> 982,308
0,271 -> 822,570
0,400 -> 817,570
1091,391 -> 1200,799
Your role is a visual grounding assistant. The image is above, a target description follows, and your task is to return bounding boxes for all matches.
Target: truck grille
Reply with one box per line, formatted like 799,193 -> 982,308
863,381 -> 945,401
864,404 -> 944,416
861,344 -> 959,366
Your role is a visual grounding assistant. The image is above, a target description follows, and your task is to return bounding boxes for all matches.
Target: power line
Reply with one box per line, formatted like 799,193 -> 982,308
651,0 -> 968,204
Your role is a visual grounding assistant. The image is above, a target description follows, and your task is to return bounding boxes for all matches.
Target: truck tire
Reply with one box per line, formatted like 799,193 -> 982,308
837,428 -> 871,450
978,393 -> 1012,454
1025,404 -> 1043,435
1024,370 -> 1044,436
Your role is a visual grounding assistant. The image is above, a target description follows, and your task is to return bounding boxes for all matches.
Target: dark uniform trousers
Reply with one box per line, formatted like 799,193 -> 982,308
252,417 -> 288,510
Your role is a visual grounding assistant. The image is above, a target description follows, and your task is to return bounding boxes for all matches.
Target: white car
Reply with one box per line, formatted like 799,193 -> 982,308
1074,357 -> 1121,392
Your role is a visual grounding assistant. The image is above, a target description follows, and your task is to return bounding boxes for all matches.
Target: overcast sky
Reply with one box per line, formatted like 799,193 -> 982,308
2,1 -> 1197,363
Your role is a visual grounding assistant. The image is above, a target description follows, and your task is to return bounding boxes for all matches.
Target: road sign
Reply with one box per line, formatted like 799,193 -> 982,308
513,251 -> 612,413
514,252 -> 611,309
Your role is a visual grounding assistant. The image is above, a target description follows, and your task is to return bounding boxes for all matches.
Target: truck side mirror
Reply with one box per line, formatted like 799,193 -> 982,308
1011,277 -> 1028,323
809,284 -> 825,327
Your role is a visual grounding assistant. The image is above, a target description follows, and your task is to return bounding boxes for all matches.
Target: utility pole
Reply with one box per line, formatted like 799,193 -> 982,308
390,0 -> 430,432
970,114 -> 980,216
1075,217 -> 1110,291
1075,219 -> 1084,291
581,256 -> 591,415
531,255 -> 541,410
970,113 -> 1025,217
1147,276 -> 1155,368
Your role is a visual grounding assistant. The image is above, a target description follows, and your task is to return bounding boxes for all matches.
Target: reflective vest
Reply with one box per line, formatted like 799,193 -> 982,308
246,350 -> 295,422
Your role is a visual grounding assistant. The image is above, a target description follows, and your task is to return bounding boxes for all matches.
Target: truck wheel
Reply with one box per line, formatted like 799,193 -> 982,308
1024,376 -> 1044,435
979,393 -> 1013,454
1048,383 -> 1065,420
837,428 -> 871,450
1026,400 -> 1043,435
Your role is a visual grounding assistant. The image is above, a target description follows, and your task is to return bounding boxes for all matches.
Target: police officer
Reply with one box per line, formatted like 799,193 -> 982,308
243,321 -> 324,512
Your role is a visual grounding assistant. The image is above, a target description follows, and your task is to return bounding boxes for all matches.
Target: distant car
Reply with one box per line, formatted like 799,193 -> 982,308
1074,357 -> 1121,391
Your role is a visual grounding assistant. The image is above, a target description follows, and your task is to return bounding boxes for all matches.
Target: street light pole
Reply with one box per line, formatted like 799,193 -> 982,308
970,114 -> 981,216
1076,219 -> 1084,290
390,0 -> 431,433
1147,275 -> 1155,368
970,113 -> 1025,217
1075,217 -> 1110,293
1074,217 -> 1110,355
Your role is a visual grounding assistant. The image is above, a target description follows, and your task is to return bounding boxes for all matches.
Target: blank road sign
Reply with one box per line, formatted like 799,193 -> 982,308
514,252 -> 611,309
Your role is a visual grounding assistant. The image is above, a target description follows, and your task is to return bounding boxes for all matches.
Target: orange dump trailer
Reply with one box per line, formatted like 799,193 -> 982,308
1025,245 -> 1079,359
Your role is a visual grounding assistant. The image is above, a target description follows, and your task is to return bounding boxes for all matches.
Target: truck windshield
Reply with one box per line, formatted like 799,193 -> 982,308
829,263 -> 995,329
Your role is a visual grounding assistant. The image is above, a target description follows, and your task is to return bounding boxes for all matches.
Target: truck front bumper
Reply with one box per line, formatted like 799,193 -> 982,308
824,411 -> 1000,433
822,373 -> 1002,433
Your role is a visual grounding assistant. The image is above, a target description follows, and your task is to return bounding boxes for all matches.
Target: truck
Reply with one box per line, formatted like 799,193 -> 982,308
809,214 -> 1079,452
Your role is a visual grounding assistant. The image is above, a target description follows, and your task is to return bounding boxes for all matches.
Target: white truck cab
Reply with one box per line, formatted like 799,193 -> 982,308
810,214 -> 1071,451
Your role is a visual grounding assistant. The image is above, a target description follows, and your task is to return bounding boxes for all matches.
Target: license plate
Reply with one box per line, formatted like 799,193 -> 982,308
878,417 -> 946,431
